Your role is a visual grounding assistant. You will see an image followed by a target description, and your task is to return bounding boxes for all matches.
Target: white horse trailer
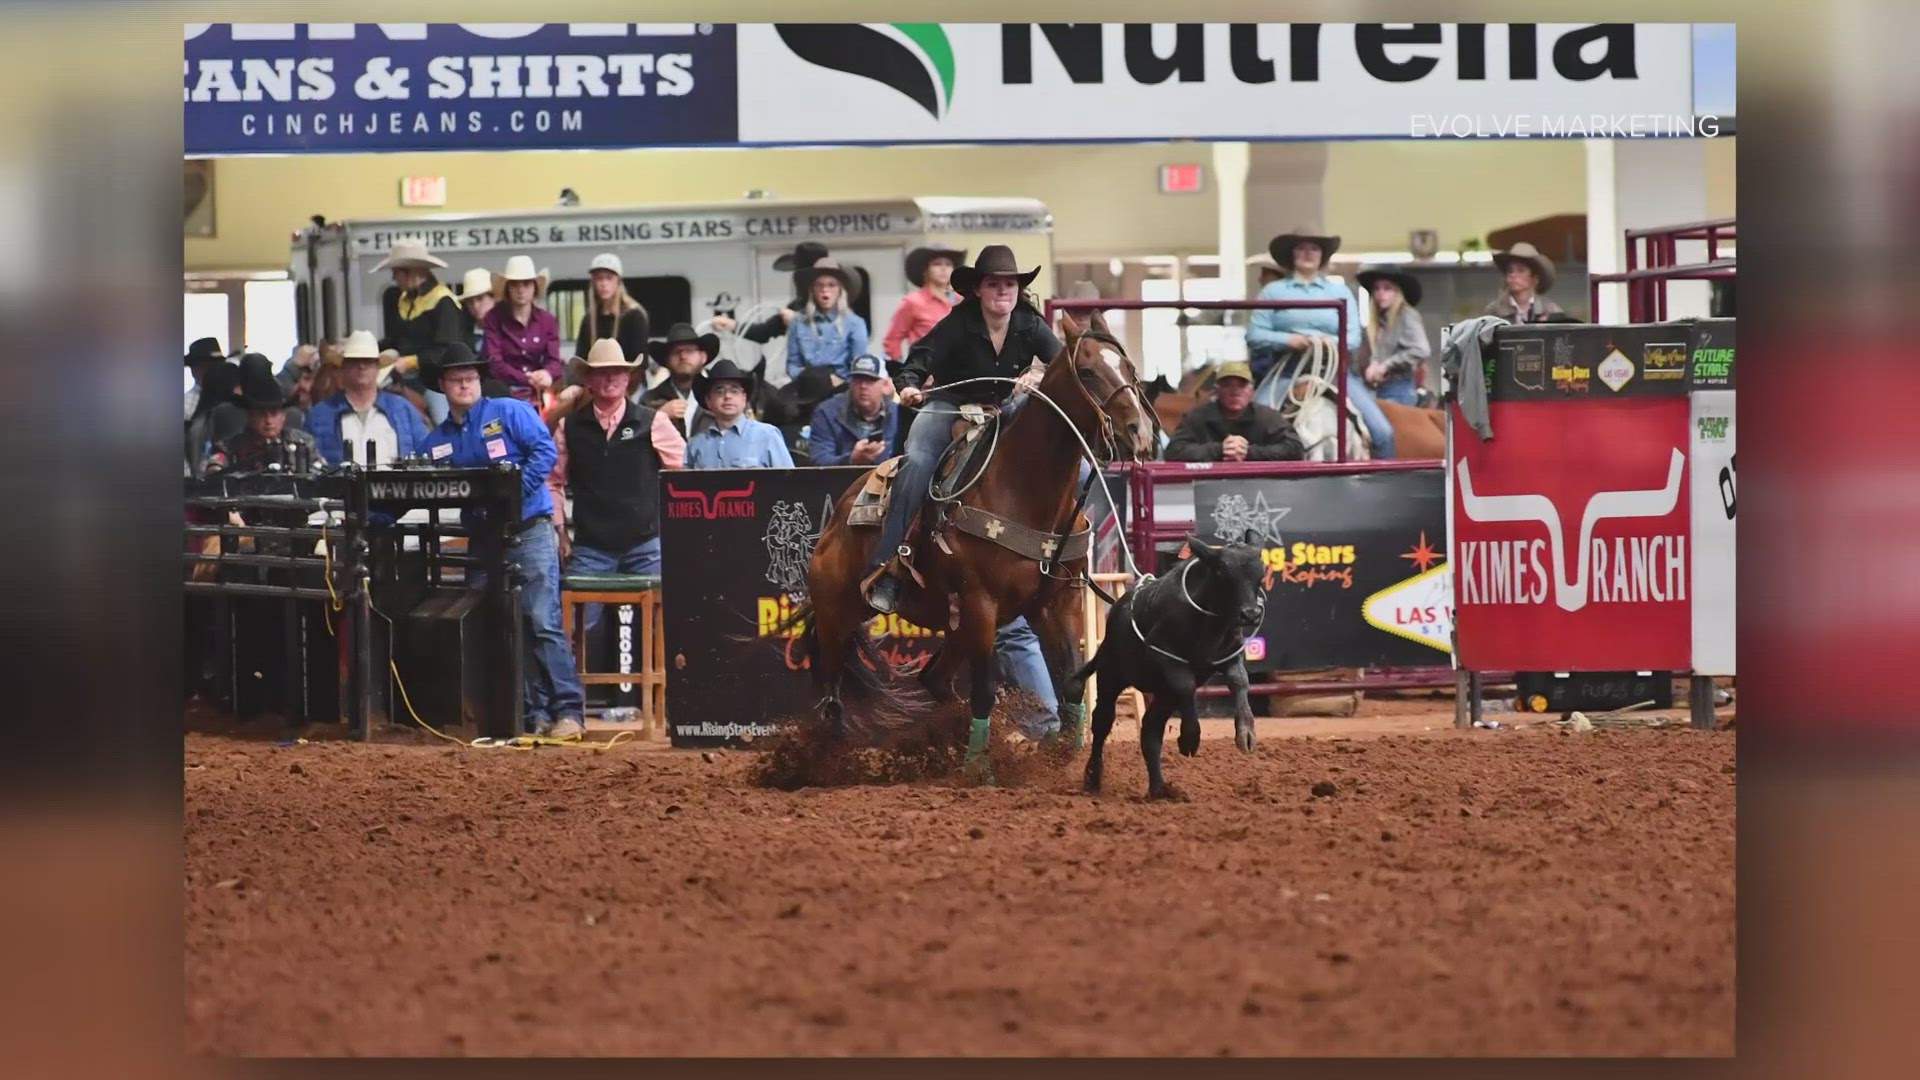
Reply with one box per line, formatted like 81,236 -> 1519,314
290,196 -> 1054,381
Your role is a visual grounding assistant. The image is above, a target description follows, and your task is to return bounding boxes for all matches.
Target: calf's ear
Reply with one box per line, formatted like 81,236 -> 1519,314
1183,532 -> 1222,561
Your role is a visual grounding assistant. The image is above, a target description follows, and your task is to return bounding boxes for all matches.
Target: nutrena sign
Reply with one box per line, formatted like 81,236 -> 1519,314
184,23 -> 1705,155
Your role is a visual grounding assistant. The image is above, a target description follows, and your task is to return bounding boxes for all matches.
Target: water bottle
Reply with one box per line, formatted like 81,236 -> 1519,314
604,707 -> 639,723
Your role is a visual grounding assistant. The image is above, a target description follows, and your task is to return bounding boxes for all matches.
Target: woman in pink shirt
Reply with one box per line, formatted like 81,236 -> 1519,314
882,245 -> 966,361
481,255 -> 564,403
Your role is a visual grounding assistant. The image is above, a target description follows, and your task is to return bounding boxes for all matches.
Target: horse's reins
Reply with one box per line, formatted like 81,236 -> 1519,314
1125,559 -> 1263,667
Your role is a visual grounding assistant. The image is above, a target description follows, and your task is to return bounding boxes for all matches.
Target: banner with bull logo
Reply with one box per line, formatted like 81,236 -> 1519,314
1450,323 -> 1696,672
659,467 -> 940,748
1195,467 -> 1449,671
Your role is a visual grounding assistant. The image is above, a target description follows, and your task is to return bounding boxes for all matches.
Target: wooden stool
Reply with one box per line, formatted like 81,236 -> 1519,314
559,573 -> 666,731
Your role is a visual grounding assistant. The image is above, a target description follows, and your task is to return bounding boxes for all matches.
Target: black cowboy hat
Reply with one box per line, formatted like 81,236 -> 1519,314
436,341 -> 486,373
1268,225 -> 1341,268
692,357 -> 756,402
951,244 -> 1041,295
905,245 -> 967,288
238,370 -> 290,410
1356,267 -> 1423,308
771,241 -> 830,273
646,322 -> 721,367
795,258 -> 862,302
185,336 -> 225,367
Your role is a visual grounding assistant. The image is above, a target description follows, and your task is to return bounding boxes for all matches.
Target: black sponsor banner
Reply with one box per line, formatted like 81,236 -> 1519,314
1195,469 -> 1450,671
660,467 -> 942,748
1686,318 -> 1737,390
1490,323 -> 1692,401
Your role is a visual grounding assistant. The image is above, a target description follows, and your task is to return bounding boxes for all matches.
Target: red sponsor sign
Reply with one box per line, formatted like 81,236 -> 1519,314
1451,398 -> 1691,670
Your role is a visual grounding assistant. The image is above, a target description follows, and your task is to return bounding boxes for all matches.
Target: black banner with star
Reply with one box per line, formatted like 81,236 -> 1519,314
1194,468 -> 1450,671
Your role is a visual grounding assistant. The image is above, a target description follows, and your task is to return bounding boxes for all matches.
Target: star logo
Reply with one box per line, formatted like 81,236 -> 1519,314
1401,531 -> 1443,573
1210,491 -> 1292,547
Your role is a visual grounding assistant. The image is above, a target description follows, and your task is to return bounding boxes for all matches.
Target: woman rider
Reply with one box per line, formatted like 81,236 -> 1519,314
865,244 -> 1060,613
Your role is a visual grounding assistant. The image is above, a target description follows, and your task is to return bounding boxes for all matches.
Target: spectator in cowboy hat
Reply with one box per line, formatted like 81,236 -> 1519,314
1354,267 -> 1432,406
451,267 -> 496,358
305,330 -> 431,467
546,338 -> 685,638
184,336 -> 226,421
373,238 -> 463,426
1165,361 -> 1304,463
204,372 -> 320,476
186,353 -> 241,476
684,358 -> 794,469
808,353 -> 900,467
640,322 -> 721,437
712,241 -> 830,345
1245,225 -> 1396,457
1484,241 -> 1567,323
213,353 -> 306,440
481,255 -> 563,405
786,258 -> 868,382
882,244 -> 966,361
1246,251 -> 1284,290
421,344 -> 584,739
572,252 -> 650,372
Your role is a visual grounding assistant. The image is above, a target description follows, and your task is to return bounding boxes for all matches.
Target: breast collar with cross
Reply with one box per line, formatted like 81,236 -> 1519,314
1126,559 -> 1264,668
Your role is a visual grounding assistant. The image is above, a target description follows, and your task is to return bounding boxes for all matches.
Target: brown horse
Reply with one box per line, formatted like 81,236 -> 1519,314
795,309 -> 1159,764
1378,399 -> 1447,460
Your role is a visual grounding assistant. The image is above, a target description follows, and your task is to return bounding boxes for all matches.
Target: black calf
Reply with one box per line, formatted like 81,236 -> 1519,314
1068,536 -> 1268,799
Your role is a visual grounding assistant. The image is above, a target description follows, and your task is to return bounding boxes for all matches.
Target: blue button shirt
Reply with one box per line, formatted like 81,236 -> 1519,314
420,396 -> 556,524
1246,275 -> 1363,356
787,310 -> 869,380
685,417 -> 796,470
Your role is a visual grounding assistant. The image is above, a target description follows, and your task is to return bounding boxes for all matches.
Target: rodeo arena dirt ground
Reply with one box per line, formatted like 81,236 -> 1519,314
185,693 -> 1735,1057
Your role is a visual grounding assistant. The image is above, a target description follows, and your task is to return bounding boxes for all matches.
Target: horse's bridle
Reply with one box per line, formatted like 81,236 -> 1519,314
1067,328 -> 1162,463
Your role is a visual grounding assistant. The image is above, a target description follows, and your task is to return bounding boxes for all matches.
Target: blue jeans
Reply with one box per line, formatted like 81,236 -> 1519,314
1257,355 -> 1397,458
870,397 -> 964,573
995,616 -> 1058,739
566,537 -> 662,638
472,520 -> 585,732
1372,372 -> 1418,407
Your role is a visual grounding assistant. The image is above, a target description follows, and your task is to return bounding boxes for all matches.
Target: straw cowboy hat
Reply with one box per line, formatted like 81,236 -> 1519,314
567,336 -> 641,383
951,244 -> 1041,295
646,322 -> 721,367
796,257 -> 862,302
772,241 -> 830,273
692,357 -> 756,401
1268,225 -> 1341,267
371,238 -> 447,273
1356,266 -> 1424,308
338,330 -> 383,361
905,244 -> 967,288
489,255 -> 550,300
1492,241 -> 1557,292
450,268 -> 494,304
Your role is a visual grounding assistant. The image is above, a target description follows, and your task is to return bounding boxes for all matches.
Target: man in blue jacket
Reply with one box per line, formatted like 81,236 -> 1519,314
807,353 -> 899,467
422,348 -> 586,740
306,330 -> 431,466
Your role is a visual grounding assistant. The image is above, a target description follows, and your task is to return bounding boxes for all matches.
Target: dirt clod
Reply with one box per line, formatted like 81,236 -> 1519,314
1311,781 -> 1338,798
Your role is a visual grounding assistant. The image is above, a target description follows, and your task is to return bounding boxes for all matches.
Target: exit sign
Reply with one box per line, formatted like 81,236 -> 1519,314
1159,164 -> 1204,194
400,175 -> 447,207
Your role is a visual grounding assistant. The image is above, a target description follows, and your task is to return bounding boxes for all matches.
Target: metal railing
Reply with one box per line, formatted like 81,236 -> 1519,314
1588,218 -> 1736,322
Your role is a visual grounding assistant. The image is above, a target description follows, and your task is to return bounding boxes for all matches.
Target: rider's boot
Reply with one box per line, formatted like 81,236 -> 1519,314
866,570 -> 902,614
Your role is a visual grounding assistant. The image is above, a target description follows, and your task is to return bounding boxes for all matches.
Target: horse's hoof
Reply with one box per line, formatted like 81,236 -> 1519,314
1146,784 -> 1189,802
1235,728 -> 1256,753
1177,734 -> 1200,757
1082,772 -> 1102,795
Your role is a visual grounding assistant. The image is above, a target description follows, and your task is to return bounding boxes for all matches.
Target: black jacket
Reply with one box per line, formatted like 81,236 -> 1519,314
561,401 -> 668,550
1164,400 -> 1304,462
897,301 -> 1062,405
379,276 -> 464,386
740,299 -> 802,345
573,305 -> 650,370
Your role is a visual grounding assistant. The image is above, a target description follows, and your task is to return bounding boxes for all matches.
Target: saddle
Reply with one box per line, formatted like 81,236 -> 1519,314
849,403 -> 1092,568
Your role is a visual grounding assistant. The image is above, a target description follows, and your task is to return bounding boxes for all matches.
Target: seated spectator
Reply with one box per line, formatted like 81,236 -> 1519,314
548,338 -> 685,636
684,358 -> 794,469
1164,361 -> 1304,463
641,323 -> 720,437
481,255 -> 563,404
276,343 -> 320,397
211,354 -> 304,447
374,238 -> 462,426
711,241 -> 828,344
882,245 -> 964,360
1353,267 -> 1431,407
204,376 -> 320,475
573,253 -> 650,370
452,267 -> 496,358
786,259 -> 868,382
186,356 -> 241,477
306,330 -> 431,466
1483,242 -> 1567,323
808,353 -> 899,467
764,365 -> 842,463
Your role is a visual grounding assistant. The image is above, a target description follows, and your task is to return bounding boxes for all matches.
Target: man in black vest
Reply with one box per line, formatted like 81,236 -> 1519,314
548,338 -> 687,640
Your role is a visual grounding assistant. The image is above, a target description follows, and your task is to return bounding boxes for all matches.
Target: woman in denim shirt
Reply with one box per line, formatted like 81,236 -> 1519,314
786,258 -> 868,382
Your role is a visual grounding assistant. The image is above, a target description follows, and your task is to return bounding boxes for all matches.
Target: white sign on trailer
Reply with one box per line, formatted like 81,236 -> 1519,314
1689,389 -> 1735,675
